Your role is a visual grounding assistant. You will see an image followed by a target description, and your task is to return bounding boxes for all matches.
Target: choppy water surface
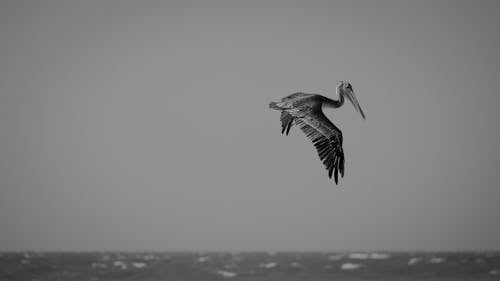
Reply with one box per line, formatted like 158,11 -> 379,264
1,251 -> 499,281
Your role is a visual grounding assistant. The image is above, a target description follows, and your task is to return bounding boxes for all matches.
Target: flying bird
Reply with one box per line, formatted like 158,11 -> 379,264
269,81 -> 366,184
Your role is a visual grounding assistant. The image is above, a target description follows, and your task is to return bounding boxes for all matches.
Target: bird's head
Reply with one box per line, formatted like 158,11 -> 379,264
337,81 -> 366,119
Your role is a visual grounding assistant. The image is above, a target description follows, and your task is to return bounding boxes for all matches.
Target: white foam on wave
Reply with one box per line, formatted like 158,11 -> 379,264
327,254 -> 344,261
91,262 -> 107,269
113,261 -> 127,270
142,254 -> 156,261
259,262 -> 278,269
408,257 -> 421,266
429,257 -> 445,264
132,262 -> 147,269
369,253 -> 391,259
341,263 -> 362,270
489,269 -> 500,276
216,270 -> 237,278
349,253 -> 369,260
197,256 -> 211,263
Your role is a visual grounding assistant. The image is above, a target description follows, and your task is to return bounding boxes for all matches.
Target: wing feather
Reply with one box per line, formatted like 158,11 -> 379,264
280,111 -> 294,135
294,111 -> 345,184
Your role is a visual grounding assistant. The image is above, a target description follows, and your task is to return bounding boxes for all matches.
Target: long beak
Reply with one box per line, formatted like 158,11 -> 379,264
345,89 -> 366,119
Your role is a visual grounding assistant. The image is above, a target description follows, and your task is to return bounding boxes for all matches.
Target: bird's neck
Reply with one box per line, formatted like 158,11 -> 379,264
324,92 -> 344,108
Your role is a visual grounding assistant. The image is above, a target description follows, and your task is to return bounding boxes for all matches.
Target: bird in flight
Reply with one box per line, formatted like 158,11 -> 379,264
269,81 -> 366,184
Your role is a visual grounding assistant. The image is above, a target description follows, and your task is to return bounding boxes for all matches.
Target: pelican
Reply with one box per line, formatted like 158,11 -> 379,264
269,81 -> 366,184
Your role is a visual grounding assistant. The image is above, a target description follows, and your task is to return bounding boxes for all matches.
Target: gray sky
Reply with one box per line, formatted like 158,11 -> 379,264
1,0 -> 499,252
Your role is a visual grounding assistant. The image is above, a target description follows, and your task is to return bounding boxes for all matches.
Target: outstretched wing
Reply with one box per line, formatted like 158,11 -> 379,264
294,111 -> 345,184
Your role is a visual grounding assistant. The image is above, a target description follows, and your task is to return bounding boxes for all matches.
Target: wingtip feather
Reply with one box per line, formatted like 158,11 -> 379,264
333,157 -> 339,184
286,121 -> 292,135
340,153 -> 345,177
328,161 -> 334,178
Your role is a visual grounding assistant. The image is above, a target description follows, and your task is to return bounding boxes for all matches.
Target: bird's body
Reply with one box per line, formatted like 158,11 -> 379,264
269,81 -> 365,184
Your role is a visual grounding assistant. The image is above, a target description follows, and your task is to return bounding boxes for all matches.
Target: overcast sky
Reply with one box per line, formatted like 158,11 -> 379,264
1,0 -> 499,252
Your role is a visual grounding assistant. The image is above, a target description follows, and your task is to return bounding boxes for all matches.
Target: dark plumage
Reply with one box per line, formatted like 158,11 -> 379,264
269,81 -> 365,184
